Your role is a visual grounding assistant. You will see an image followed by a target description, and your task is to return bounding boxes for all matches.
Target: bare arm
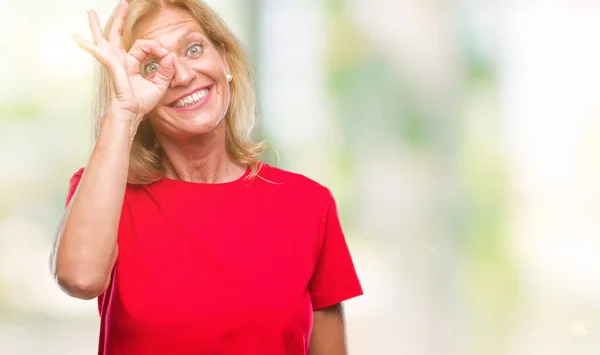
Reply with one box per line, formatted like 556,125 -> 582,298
310,303 -> 348,355
50,2 -> 174,300
51,116 -> 136,300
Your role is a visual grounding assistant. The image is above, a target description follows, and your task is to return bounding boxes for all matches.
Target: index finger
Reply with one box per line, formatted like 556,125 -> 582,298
109,0 -> 129,47
128,39 -> 169,63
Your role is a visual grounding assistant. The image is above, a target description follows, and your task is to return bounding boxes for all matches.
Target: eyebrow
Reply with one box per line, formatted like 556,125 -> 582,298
136,29 -> 207,50
178,30 -> 206,45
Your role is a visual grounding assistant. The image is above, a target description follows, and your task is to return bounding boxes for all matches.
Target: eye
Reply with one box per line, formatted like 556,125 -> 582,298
187,43 -> 203,56
143,62 -> 159,75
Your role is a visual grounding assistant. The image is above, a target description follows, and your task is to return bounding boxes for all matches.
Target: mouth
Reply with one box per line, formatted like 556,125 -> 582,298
169,85 -> 212,109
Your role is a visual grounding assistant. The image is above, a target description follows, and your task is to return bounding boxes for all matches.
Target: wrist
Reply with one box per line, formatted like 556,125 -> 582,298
103,107 -> 144,125
100,111 -> 142,145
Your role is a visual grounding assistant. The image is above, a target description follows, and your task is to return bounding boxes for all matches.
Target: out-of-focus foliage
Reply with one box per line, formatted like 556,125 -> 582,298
2,0 -> 600,354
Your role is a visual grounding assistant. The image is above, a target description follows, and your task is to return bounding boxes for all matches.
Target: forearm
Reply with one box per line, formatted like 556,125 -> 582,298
52,113 -> 139,299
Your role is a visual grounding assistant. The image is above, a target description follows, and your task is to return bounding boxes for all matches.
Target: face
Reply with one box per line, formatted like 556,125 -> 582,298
134,8 -> 230,140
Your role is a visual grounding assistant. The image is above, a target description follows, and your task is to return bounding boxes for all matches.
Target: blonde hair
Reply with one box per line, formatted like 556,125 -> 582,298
93,0 -> 266,183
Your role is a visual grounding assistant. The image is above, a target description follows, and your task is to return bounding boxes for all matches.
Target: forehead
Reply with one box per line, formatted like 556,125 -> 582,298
134,7 -> 206,45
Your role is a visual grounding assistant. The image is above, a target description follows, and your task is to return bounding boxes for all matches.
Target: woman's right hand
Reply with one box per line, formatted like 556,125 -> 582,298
73,1 -> 174,122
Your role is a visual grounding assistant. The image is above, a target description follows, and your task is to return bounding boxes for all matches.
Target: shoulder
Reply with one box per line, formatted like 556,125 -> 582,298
71,167 -> 85,178
255,163 -> 334,204
64,167 -> 85,205
69,167 -> 85,186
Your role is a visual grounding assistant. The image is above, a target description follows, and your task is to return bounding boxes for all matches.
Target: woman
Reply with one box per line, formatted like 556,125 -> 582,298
50,0 -> 363,354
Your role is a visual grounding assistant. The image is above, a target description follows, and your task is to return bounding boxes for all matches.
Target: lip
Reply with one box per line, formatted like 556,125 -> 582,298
168,85 -> 213,106
168,87 -> 213,112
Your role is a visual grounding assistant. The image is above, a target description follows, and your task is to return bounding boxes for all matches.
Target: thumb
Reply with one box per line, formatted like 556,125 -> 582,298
152,53 -> 175,88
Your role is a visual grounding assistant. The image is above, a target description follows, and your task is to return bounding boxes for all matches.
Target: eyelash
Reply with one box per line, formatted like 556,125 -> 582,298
186,42 -> 204,57
142,41 -> 205,75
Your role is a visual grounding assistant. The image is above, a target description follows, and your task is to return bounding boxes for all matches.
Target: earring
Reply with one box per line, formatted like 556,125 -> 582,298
226,74 -> 233,82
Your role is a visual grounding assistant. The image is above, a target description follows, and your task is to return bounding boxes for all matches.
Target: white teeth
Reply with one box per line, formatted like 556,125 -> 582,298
173,88 -> 210,108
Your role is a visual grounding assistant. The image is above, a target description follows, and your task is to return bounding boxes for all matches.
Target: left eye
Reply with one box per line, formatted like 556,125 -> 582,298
187,44 -> 202,56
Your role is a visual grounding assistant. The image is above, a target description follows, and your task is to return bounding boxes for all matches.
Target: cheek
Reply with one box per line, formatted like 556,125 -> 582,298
147,109 -> 176,131
190,56 -> 227,79
146,108 -> 166,122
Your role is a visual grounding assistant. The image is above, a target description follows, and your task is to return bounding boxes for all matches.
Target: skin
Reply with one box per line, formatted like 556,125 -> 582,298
311,304 -> 348,355
134,8 -> 245,182
51,1 -> 348,353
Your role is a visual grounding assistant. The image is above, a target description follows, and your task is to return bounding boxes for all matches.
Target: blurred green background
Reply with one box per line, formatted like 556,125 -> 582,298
2,0 -> 600,354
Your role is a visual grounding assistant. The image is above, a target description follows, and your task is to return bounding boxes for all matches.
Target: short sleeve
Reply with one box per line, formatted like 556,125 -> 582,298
308,191 -> 363,310
65,168 -> 85,207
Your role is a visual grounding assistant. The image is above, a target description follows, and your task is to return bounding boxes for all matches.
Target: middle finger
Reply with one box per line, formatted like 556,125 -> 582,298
109,1 -> 129,47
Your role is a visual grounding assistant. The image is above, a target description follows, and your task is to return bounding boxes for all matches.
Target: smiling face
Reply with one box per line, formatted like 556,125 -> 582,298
134,7 -> 230,141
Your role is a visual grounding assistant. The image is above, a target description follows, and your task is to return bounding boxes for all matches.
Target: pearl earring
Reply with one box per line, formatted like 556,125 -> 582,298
226,74 -> 233,82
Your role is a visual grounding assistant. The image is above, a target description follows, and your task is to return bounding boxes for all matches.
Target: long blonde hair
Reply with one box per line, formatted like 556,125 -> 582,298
93,0 -> 265,183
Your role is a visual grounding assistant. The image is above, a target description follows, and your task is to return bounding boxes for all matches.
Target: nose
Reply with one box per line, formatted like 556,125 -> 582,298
169,57 -> 196,88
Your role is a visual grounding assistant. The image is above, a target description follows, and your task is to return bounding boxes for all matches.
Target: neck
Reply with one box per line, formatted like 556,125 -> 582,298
157,127 -> 246,184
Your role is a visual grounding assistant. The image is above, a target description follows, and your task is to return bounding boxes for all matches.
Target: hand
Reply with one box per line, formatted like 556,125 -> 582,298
73,1 -> 174,122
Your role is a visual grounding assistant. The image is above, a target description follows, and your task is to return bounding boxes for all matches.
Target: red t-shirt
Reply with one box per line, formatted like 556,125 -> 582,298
65,163 -> 363,355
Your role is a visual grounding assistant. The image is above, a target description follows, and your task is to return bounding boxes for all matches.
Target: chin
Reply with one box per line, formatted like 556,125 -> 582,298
185,115 -> 224,134
151,107 -> 226,139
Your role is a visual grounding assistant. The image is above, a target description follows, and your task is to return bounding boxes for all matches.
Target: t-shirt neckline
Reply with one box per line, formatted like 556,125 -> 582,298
158,166 -> 251,188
